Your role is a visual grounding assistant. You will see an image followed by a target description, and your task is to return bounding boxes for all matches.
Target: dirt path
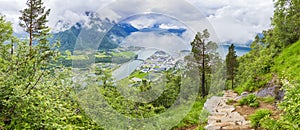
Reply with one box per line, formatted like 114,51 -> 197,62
204,90 -> 253,130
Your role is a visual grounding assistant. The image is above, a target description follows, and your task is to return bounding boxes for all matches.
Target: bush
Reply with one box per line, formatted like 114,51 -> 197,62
278,80 -> 300,129
249,101 -> 260,108
249,109 -> 272,128
260,118 -> 282,130
238,94 -> 259,108
199,109 -> 210,124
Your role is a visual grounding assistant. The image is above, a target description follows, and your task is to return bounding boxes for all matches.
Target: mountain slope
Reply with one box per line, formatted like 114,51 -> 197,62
272,40 -> 300,81
52,12 -> 139,52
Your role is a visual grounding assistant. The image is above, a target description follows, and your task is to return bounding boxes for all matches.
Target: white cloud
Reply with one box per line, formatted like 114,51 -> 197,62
0,0 -> 274,44
120,32 -> 190,57
186,0 -> 274,43
159,24 -> 182,29
129,17 -> 157,29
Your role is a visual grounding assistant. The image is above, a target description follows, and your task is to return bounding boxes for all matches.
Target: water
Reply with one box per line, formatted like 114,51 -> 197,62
112,48 -> 157,81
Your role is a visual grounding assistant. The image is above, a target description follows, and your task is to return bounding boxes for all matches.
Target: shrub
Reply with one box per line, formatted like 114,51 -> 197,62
260,118 -> 282,130
199,109 -> 210,123
238,94 -> 259,108
249,109 -> 272,128
249,101 -> 260,108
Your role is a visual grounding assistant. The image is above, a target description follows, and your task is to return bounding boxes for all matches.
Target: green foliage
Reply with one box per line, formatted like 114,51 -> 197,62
238,94 -> 259,108
249,101 -> 260,108
257,80 -> 300,130
278,81 -> 300,129
198,109 -> 210,124
269,0 -> 300,48
249,109 -> 272,128
190,29 -> 220,96
0,40 -> 100,129
19,0 -> 51,47
77,69 -> 202,129
258,96 -> 275,103
0,11 -> 101,129
174,97 -> 206,129
234,41 -> 275,93
225,44 -> 238,89
226,99 -> 235,104
260,117 -> 283,130
272,40 -> 300,81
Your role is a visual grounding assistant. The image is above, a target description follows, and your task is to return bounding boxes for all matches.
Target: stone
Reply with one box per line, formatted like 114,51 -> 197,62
204,90 -> 252,130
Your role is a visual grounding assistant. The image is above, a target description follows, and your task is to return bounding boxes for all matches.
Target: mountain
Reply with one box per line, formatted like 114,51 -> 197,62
51,11 -> 131,52
51,12 -> 189,52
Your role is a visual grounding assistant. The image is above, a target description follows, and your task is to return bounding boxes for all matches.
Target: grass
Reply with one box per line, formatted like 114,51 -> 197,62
258,96 -> 275,103
173,97 -> 207,129
272,40 -> 300,81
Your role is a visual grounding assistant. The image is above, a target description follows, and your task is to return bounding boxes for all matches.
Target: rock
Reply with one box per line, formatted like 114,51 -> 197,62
255,85 -> 285,100
276,89 -> 285,100
234,92 -> 249,101
205,125 -> 221,130
255,86 -> 277,97
222,125 -> 253,130
204,91 -> 252,130
204,96 -> 223,113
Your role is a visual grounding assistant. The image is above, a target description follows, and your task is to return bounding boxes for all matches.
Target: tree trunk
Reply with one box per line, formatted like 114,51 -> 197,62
29,0 -> 33,51
231,76 -> 234,89
201,41 -> 206,97
10,41 -> 13,55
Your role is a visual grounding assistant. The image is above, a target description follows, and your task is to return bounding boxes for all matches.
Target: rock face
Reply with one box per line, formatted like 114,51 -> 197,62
255,85 -> 285,100
204,91 -> 253,130
254,75 -> 285,100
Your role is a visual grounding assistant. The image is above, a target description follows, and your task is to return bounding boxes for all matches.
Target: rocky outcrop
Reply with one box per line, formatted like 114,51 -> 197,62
255,75 -> 285,100
204,91 -> 252,130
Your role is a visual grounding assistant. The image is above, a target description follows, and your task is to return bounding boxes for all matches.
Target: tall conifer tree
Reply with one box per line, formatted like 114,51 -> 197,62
191,29 -> 217,97
19,0 -> 50,50
226,44 -> 238,89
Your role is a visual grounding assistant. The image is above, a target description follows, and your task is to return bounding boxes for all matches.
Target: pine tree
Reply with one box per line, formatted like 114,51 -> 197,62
226,44 -> 238,89
19,0 -> 50,50
191,29 -> 217,97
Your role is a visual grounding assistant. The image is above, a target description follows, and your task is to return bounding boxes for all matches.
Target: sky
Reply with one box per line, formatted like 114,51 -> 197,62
0,0 -> 274,45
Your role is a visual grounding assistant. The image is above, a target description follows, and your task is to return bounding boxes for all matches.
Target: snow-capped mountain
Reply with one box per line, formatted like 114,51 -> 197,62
51,11 -> 189,52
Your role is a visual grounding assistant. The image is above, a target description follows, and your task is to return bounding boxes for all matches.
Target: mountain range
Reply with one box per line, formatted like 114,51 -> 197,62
50,11 -> 188,52
14,11 -> 251,55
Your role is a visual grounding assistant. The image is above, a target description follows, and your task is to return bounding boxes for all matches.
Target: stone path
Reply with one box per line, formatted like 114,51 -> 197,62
204,91 -> 253,130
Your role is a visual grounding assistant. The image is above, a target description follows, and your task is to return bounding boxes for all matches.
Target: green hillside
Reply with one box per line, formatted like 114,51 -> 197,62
272,40 -> 300,82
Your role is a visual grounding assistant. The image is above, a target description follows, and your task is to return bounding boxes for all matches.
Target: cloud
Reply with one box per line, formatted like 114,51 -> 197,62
0,0 -> 274,44
186,0 -> 274,43
120,32 -> 190,57
159,24 -> 182,29
128,17 -> 157,29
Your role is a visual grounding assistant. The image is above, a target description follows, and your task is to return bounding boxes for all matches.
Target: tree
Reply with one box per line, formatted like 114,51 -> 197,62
270,0 -> 300,48
191,29 -> 217,97
19,0 -> 51,50
1,12 -> 100,130
226,44 -> 238,89
95,68 -> 113,87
